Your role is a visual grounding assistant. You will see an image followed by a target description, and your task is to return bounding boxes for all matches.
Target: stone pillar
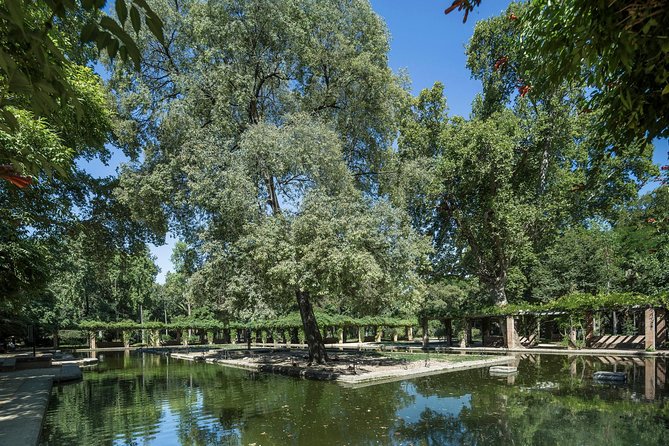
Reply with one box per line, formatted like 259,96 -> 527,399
338,328 -> 344,344
504,316 -> 516,349
459,319 -> 468,348
375,327 -> 382,343
406,326 -> 413,341
182,329 -> 189,346
466,319 -> 473,346
392,331 -> 398,342
445,319 -> 453,346
358,326 -> 364,343
52,330 -> 59,348
585,311 -> 594,347
89,332 -> 97,350
153,329 -> 161,347
645,307 -> 656,350
656,309 -> 666,348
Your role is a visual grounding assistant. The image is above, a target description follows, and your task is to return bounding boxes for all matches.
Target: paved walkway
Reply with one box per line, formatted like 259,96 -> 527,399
0,365 -> 82,446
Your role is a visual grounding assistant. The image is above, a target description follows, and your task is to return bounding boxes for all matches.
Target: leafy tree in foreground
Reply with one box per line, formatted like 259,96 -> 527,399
446,0 -> 669,146
0,0 -> 163,161
111,0 -> 418,363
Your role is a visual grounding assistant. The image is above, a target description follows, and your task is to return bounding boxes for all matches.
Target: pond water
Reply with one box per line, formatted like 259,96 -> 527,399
40,352 -> 669,446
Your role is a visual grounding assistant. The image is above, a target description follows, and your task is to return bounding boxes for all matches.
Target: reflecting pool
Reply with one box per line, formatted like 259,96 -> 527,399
40,352 -> 669,445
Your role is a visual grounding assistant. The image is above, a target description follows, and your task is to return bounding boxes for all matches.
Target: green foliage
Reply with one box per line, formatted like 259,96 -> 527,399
0,0 -> 163,140
519,0 -> 669,144
390,8 -> 658,311
458,1 -> 669,144
531,224 -> 624,300
470,292 -> 669,318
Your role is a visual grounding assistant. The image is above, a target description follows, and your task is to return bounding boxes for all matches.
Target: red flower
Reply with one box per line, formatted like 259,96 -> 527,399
509,13 -> 518,21
518,85 -> 531,97
493,56 -> 508,71
647,218 -> 656,223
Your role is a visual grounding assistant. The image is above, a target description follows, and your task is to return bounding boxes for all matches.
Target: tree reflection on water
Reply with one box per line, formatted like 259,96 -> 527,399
40,353 -> 669,446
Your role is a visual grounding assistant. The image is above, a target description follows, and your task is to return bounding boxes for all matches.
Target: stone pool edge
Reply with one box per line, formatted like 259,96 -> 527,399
170,352 -> 513,387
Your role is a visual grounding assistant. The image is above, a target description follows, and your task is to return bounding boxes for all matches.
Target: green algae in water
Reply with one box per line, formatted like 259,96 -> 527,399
40,352 -> 669,445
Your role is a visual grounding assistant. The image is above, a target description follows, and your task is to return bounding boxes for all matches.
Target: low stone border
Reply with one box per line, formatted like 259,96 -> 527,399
169,350 -> 513,387
335,356 -> 513,387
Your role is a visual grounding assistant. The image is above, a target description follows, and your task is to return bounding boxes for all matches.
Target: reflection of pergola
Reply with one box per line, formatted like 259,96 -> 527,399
421,306 -> 667,350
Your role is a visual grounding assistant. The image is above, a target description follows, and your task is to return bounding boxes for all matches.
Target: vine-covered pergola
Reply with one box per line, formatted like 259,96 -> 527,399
75,313 -> 416,349
421,292 -> 668,350
73,293 -> 668,352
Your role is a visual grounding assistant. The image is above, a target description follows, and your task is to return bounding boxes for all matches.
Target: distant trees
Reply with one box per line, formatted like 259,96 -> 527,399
391,3 -> 661,309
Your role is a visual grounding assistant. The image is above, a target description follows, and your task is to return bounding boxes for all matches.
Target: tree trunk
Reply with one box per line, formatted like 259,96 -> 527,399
421,316 -> 429,348
296,289 -> 327,364
491,280 -> 508,306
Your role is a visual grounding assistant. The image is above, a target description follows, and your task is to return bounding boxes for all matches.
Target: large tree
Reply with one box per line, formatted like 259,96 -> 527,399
110,0 -> 418,363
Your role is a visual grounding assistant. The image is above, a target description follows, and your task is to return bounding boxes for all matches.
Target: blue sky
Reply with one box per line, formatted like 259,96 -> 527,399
80,0 -> 668,283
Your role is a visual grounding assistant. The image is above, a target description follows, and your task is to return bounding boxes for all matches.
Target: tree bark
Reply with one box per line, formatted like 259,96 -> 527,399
491,279 -> 508,306
296,289 -> 327,364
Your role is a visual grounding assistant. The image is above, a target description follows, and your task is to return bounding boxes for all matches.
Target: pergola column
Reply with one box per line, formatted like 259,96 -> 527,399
481,318 -> 489,346
645,307 -> 656,350
338,328 -> 344,344
568,323 -> 577,349
466,319 -> 473,346
358,326 -> 364,343
406,326 -> 413,341
375,326 -> 382,343
89,331 -> 97,350
504,316 -> 516,349
459,319 -> 469,348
